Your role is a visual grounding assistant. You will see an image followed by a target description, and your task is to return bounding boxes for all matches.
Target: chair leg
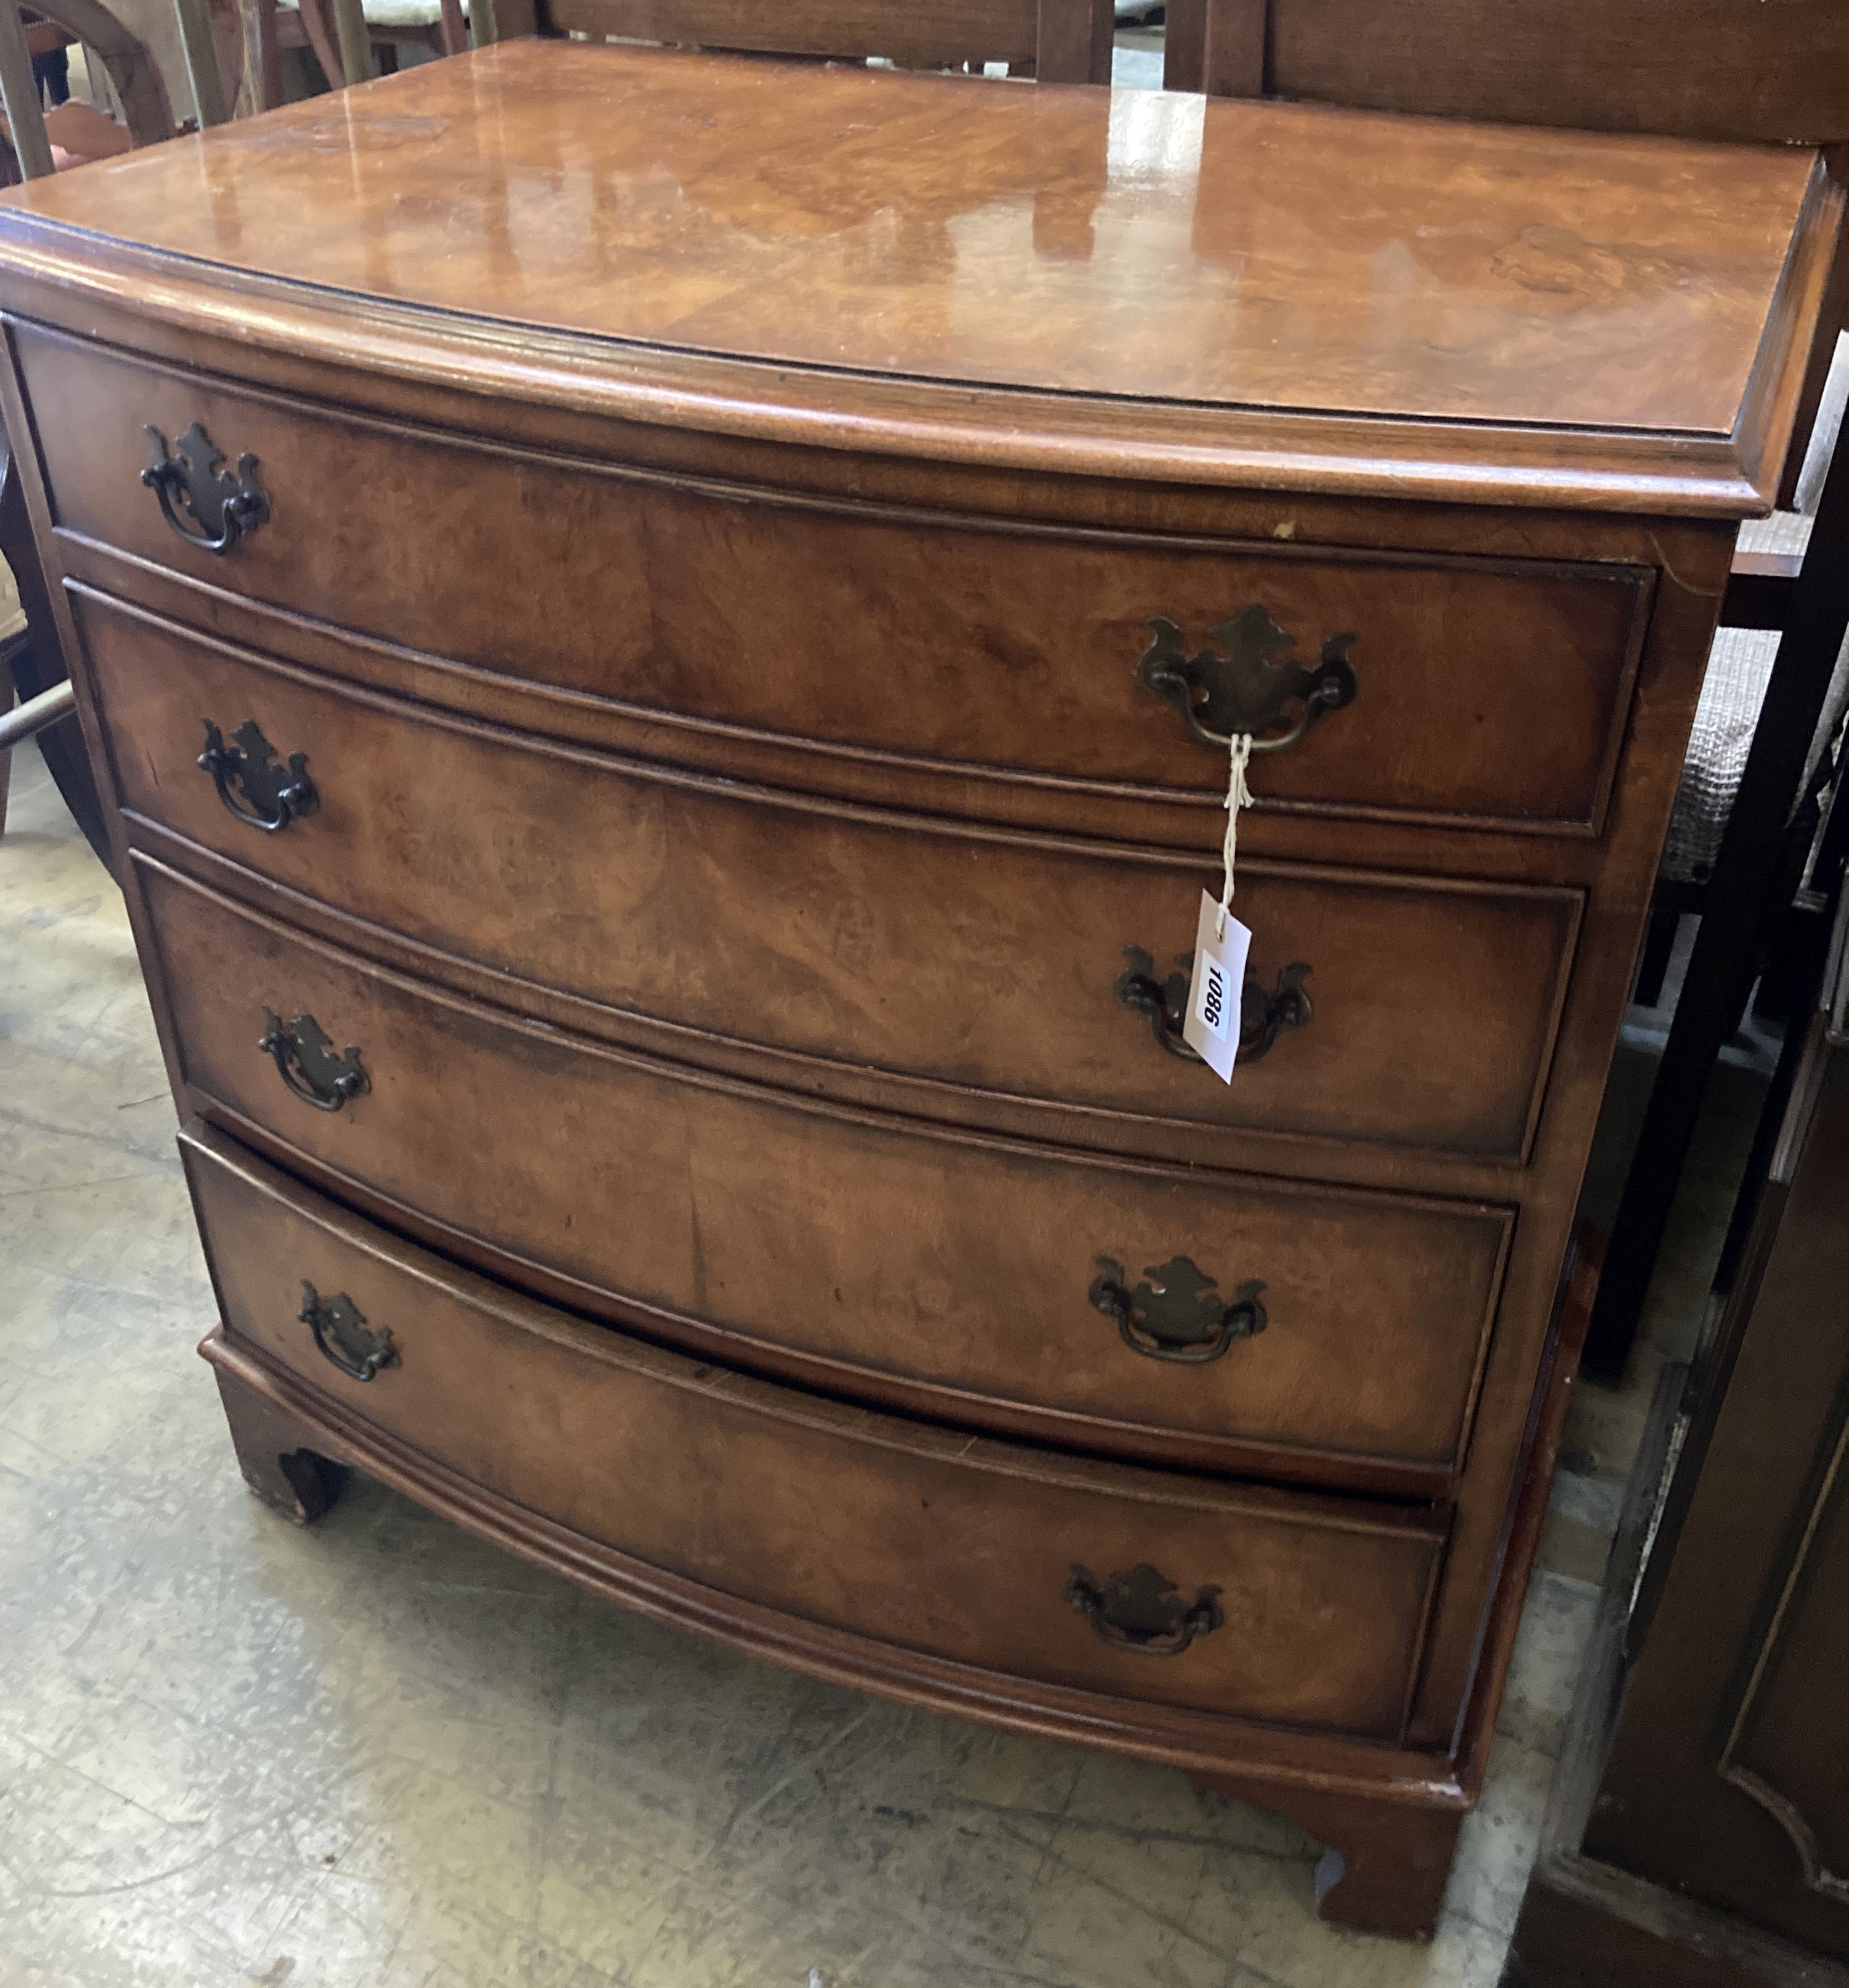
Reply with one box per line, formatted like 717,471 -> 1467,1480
0,446 -> 110,871
1584,425 -> 1849,1381
1632,903 -> 1681,1008
252,0 -> 284,109
1162,0 -> 1205,89
330,0 -> 372,84
1032,0 -> 1112,86
1200,0 -> 1268,95
0,674 -> 12,836
293,0 -> 344,89
1779,229 -> 1849,509
171,0 -> 231,126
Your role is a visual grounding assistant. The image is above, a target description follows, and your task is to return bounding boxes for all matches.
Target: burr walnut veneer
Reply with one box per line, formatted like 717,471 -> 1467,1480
0,41 -> 1837,1939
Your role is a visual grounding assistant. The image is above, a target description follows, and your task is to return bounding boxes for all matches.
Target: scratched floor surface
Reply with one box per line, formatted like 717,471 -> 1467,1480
0,742 -> 1754,1988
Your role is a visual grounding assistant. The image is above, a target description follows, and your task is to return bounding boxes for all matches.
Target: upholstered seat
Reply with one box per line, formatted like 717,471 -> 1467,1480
280,0 -> 465,29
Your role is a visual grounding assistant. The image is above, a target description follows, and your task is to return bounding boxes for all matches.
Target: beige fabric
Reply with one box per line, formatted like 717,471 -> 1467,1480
279,0 -> 465,24
1737,506 -> 1814,560
0,555 -> 25,647
1663,628 -> 1779,886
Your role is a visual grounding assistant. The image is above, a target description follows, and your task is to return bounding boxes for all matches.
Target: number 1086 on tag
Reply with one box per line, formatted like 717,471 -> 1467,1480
1180,889 -> 1252,1084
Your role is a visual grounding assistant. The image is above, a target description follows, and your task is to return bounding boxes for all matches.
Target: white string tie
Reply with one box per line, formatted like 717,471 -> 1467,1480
1215,733 -> 1255,941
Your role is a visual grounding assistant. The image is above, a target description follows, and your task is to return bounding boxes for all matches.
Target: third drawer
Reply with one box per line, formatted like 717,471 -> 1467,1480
183,1118 -> 1448,1745
139,853 -> 1514,1494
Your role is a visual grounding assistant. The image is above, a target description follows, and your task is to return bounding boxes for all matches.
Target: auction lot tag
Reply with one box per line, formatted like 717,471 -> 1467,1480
1182,890 -> 1251,1084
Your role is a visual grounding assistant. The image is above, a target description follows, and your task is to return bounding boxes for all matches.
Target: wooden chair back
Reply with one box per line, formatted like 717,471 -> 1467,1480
1183,3 -> 1849,1388
1164,0 -> 1849,144
290,0 -> 470,95
481,0 -> 1114,86
0,0 -> 179,177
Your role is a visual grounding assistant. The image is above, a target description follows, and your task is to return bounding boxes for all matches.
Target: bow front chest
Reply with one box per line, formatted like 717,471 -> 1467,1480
1,40 -> 1835,1938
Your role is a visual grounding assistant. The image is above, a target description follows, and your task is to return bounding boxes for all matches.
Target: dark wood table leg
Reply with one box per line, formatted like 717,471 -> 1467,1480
214,1365 -> 348,1524
1585,428 -> 1849,1380
1191,1772 -> 1466,1941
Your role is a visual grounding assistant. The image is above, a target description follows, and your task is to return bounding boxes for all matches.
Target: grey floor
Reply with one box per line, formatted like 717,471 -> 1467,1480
0,742 -> 1758,1987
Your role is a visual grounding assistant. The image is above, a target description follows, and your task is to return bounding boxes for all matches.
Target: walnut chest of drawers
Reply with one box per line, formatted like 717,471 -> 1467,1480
1,40 -> 1835,1939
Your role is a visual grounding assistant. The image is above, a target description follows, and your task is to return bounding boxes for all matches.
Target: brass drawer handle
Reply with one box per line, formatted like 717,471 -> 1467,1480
1139,605 -> 1356,753
299,1281 -> 399,1382
142,421 -> 270,554
1114,948 -> 1312,1065
260,1007 -> 370,1111
1089,1254 -> 1267,1364
198,718 -> 317,832
1064,1563 -> 1225,1657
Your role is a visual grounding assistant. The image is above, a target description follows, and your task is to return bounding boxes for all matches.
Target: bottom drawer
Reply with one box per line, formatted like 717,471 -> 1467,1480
182,1123 -> 1449,1743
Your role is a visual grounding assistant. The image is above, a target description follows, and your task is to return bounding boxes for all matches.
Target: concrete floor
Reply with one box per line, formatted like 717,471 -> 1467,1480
0,740 -> 1752,1987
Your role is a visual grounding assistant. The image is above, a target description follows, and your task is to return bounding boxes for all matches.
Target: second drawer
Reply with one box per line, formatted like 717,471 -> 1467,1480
141,855 -> 1513,1492
86,591 -> 1583,1166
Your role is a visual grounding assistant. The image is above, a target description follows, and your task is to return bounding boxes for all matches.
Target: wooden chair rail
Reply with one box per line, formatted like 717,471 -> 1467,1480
490,0 -> 1113,82
1723,554 -> 1805,634
0,0 -> 178,179
0,444 -> 107,863
0,671 -> 71,748
1166,0 -> 1849,143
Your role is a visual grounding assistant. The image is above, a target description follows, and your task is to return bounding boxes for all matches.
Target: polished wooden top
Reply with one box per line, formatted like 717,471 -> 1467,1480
0,39 -> 1835,511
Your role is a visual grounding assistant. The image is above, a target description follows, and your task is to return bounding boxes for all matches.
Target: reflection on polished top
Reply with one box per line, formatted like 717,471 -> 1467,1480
0,38 -> 1831,509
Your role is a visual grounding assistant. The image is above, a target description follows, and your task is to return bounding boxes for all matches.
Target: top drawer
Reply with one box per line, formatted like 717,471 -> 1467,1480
18,326 -> 1651,836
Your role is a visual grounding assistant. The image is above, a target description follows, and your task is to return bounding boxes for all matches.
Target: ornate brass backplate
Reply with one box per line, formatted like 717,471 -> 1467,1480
142,421 -> 270,554
1064,1563 -> 1225,1656
1114,947 -> 1312,1065
298,1282 -> 399,1383
259,1008 -> 370,1112
1138,604 -> 1357,752
1089,1254 -> 1267,1364
198,718 -> 317,833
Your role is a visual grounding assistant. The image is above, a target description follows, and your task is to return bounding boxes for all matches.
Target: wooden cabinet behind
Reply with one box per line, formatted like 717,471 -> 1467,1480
1583,977 -> 1849,1959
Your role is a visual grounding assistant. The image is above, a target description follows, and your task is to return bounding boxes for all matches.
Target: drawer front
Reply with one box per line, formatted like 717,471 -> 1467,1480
26,327 -> 1649,833
86,594 -> 1582,1163
142,856 -> 1512,1487
182,1123 -> 1448,1740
